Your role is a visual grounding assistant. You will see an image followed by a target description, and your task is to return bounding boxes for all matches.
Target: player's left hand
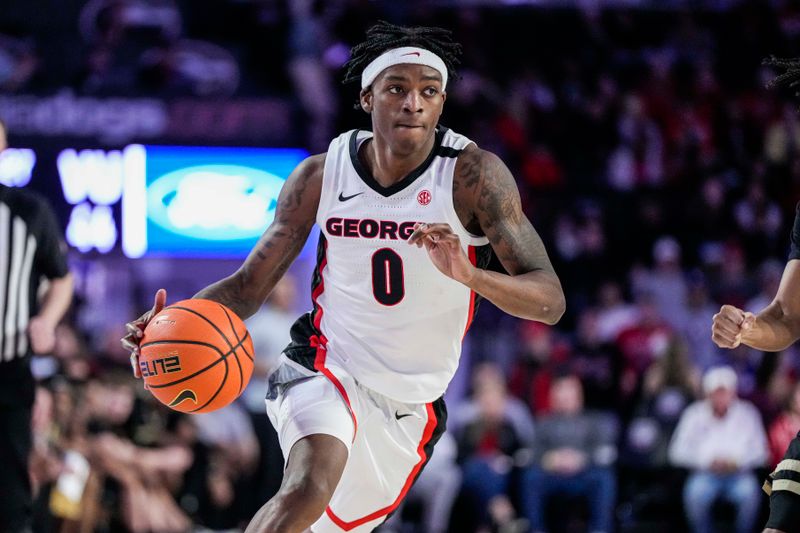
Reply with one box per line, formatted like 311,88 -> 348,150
28,315 -> 56,354
408,223 -> 476,285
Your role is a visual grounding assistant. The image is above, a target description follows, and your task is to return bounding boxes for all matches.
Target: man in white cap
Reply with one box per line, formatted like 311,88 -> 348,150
121,21 -> 565,533
669,366 -> 768,533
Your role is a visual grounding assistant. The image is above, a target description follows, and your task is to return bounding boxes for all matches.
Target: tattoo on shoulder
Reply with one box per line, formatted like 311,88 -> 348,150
462,149 -> 554,275
453,147 -> 484,231
455,147 -> 483,191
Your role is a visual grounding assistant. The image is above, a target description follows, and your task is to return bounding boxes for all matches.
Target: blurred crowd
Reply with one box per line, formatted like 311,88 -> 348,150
10,0 -> 800,532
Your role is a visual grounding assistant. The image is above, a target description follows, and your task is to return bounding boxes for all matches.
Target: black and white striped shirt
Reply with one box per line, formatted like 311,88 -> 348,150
0,185 -> 69,363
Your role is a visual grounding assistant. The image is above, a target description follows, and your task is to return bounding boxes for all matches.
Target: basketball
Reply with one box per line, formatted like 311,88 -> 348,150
139,299 -> 254,413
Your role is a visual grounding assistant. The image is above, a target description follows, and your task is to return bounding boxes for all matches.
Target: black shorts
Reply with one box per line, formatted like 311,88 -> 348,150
0,368 -> 35,533
765,431 -> 800,532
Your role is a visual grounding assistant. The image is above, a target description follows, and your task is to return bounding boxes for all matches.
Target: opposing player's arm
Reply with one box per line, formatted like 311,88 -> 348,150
461,147 -> 564,324
742,259 -> 800,351
195,154 -> 324,320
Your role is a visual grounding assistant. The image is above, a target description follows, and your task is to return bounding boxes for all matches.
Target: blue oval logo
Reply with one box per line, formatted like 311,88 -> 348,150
147,164 -> 284,240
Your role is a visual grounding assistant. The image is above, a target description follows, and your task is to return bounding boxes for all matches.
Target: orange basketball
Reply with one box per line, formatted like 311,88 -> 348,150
140,298 -> 254,413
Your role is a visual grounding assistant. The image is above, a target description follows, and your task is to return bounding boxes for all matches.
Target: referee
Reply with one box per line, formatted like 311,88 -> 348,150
0,119 -> 73,533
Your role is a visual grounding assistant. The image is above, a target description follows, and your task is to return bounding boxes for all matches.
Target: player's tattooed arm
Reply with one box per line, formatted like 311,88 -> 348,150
455,146 -> 565,324
195,154 -> 324,320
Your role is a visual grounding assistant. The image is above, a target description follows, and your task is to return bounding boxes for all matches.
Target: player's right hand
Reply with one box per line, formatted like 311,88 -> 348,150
711,304 -> 755,349
121,289 -> 167,378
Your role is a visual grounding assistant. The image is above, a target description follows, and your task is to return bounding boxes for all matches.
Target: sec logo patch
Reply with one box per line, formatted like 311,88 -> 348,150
417,189 -> 432,206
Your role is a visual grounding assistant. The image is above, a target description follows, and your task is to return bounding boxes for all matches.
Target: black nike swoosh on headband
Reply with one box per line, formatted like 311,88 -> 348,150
338,192 -> 364,202
168,389 -> 198,407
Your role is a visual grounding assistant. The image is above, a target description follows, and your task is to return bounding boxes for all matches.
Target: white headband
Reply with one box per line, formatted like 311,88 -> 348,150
361,46 -> 448,90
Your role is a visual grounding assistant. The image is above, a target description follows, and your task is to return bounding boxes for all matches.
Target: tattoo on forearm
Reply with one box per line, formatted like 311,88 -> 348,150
256,225 -> 308,260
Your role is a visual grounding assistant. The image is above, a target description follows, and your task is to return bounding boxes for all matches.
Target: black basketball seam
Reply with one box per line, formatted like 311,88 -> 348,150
240,331 -> 252,361
145,336 -> 248,389
168,304 -> 237,352
220,305 -> 245,395
189,344 -> 229,413
221,305 -> 254,362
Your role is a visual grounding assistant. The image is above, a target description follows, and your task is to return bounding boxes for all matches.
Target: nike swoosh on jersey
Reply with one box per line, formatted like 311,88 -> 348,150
338,192 -> 364,202
395,411 -> 414,420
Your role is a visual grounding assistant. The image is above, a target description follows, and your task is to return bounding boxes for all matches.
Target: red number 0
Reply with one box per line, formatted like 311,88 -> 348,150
371,248 -> 404,306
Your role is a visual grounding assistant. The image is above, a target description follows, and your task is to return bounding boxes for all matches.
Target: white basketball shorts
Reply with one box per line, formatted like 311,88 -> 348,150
265,352 -> 447,532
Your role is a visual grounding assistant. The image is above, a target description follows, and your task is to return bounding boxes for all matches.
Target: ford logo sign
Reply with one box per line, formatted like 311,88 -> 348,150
147,164 -> 284,240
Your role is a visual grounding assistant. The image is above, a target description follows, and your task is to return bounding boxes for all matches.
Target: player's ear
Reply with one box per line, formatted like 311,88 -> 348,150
360,87 -> 373,114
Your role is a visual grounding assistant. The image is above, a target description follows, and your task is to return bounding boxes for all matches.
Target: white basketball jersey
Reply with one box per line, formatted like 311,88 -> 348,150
312,127 -> 489,403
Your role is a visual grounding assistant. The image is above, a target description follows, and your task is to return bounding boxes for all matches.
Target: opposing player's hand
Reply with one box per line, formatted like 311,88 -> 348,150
121,289 -> 167,378
408,223 -> 476,285
28,315 -> 57,354
712,304 -> 756,349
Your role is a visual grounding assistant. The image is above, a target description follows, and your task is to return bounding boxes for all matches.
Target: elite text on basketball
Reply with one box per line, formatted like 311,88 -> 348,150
140,355 -> 182,377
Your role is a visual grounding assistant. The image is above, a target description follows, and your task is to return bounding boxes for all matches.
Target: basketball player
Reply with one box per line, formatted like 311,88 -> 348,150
711,57 -> 800,533
123,22 -> 565,533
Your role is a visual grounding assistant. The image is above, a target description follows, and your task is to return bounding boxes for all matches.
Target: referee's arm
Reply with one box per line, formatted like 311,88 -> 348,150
28,196 -> 73,355
28,273 -> 73,354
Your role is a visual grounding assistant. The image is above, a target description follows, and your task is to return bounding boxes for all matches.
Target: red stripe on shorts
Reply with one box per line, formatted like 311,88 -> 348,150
324,402 -> 438,530
312,337 -> 358,440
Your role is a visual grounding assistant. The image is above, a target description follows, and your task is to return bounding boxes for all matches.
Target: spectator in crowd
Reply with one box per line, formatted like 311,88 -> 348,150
509,322 -> 571,415
746,258 -> 784,315
192,402 -> 259,529
570,308 -> 619,411
683,176 -> 731,265
642,333 -> 700,429
244,275 -> 298,383
615,290 -> 672,401
709,242 -> 754,311
594,281 -> 638,344
623,335 -> 700,469
676,270 -> 723,371
668,366 -> 768,533
455,363 -> 534,533
733,181 -> 783,263
631,236 -> 688,330
606,93 -> 664,192
522,374 -> 617,533
768,381 -> 800,469
79,372 -> 193,533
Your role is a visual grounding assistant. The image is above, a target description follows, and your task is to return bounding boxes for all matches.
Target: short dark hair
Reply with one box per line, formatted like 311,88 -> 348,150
342,21 -> 462,88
